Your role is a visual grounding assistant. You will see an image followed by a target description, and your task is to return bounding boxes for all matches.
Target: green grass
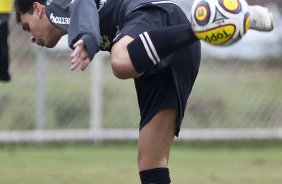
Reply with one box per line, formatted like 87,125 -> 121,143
1,142 -> 282,184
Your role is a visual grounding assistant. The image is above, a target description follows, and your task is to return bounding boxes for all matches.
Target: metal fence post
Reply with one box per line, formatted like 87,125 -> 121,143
35,47 -> 46,141
90,52 -> 103,143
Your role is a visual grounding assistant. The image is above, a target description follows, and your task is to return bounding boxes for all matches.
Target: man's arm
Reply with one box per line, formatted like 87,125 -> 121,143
68,0 -> 101,70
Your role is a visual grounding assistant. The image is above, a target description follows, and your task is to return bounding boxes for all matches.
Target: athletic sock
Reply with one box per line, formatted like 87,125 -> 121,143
127,24 -> 198,73
139,168 -> 171,184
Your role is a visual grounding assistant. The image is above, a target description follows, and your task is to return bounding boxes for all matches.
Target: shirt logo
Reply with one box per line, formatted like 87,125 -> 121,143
100,35 -> 110,50
50,13 -> 70,25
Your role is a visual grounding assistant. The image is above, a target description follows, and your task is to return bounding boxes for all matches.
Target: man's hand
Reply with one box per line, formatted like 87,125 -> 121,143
70,40 -> 91,71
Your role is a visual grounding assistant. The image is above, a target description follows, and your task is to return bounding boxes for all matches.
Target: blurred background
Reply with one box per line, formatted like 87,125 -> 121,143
0,0 -> 281,142
0,0 -> 282,184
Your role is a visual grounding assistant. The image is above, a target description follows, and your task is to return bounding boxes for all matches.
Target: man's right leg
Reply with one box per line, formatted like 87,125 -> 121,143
111,22 -> 198,79
127,24 -> 198,73
111,4 -> 198,79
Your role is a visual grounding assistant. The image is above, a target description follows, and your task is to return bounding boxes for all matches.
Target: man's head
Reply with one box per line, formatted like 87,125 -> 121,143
14,0 -> 65,48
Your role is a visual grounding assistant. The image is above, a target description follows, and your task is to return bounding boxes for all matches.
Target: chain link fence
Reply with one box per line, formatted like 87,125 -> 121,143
0,1 -> 281,143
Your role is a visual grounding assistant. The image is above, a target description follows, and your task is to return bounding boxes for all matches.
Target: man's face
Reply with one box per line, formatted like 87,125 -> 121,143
19,3 -> 63,48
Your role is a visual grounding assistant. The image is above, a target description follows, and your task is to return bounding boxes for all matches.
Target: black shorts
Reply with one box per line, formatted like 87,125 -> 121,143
115,3 -> 201,136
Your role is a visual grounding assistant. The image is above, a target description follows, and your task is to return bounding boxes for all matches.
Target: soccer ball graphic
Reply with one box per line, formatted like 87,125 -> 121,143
191,0 -> 251,46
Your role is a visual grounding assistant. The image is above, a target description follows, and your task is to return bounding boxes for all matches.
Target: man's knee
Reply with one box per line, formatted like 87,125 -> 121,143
110,52 -> 130,79
111,36 -> 141,79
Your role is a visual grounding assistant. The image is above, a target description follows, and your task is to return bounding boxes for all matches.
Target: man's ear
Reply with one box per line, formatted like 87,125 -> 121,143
33,2 -> 44,18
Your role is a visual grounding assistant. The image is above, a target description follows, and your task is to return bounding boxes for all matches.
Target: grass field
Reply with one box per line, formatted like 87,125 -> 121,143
1,141 -> 282,184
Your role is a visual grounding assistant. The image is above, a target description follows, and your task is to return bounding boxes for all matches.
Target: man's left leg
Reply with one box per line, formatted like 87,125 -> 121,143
138,108 -> 177,184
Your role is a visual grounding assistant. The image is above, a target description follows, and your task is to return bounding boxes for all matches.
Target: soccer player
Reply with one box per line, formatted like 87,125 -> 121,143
0,0 -> 13,82
14,0 -> 274,183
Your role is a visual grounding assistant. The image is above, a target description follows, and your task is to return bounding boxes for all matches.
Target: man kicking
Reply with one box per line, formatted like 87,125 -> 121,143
14,0 -> 273,183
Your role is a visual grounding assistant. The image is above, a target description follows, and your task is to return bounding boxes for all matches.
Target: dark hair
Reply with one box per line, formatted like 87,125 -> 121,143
14,0 -> 46,23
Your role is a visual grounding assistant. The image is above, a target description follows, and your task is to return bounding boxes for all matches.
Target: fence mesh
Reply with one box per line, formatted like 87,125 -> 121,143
0,1 -> 281,142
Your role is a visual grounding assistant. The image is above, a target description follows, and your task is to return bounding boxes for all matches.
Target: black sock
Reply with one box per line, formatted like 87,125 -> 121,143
127,24 -> 198,73
139,168 -> 171,184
